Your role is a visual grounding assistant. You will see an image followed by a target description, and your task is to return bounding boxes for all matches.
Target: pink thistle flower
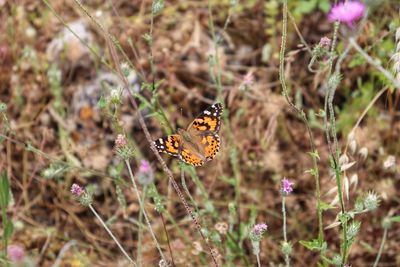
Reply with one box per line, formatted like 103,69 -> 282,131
328,1 -> 366,27
115,134 -> 127,148
253,223 -> 268,235
7,245 -> 25,263
71,183 -> 84,196
281,178 -> 294,195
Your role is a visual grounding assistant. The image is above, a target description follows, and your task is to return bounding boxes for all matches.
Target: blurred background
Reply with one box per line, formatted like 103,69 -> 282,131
0,0 -> 400,266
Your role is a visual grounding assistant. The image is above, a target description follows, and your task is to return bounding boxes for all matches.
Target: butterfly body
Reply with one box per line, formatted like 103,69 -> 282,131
153,103 -> 223,166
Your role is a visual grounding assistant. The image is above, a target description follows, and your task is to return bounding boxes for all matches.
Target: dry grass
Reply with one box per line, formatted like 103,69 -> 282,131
1,1 -> 400,266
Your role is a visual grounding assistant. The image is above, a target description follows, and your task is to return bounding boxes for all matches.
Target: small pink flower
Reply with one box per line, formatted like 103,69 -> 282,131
253,223 -> 268,235
115,134 -> 127,148
139,160 -> 151,173
7,245 -> 25,263
137,160 -> 154,185
281,178 -> 294,195
239,72 -> 254,91
243,72 -> 254,86
328,1 -> 366,27
319,37 -> 331,48
71,183 -> 84,196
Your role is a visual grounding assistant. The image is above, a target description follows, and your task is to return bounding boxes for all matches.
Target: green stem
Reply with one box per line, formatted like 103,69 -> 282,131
125,160 -> 167,263
282,195 -> 290,267
256,254 -> 261,267
349,38 -> 400,89
282,196 -> 287,242
324,20 -> 348,265
324,21 -> 340,163
373,228 -> 388,267
279,0 -> 323,244
137,185 -> 147,266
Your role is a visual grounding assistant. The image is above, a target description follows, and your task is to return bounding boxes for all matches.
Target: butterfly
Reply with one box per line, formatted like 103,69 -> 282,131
153,103 -> 223,166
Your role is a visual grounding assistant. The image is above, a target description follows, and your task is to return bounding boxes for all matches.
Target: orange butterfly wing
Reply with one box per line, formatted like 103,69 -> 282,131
153,103 -> 223,166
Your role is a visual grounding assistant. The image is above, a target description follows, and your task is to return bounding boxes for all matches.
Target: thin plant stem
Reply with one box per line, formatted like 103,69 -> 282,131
256,254 -> 261,267
288,11 -> 312,55
41,0 -> 116,74
88,204 -> 137,266
349,38 -> 400,89
180,168 -> 198,211
373,227 -> 388,267
325,21 -> 340,163
344,86 -> 388,154
279,0 -> 323,244
51,240 -> 77,267
282,196 -> 287,242
160,213 -> 176,267
282,195 -> 290,267
136,185 -> 146,266
207,0 -> 243,244
125,160 -> 167,263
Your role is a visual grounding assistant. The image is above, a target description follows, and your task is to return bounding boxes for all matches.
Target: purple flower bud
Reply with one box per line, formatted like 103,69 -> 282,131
253,223 -> 268,235
71,183 -> 84,196
281,178 -> 294,195
115,134 -> 127,148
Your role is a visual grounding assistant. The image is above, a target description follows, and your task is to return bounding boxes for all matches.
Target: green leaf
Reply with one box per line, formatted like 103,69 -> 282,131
0,171 -> 10,208
390,216 -> 400,223
299,239 -> 323,250
210,231 -> 222,244
294,0 -> 318,16
319,201 -> 336,211
317,0 -> 330,12
217,175 -> 236,186
97,95 -> 107,109
4,219 -> 14,241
